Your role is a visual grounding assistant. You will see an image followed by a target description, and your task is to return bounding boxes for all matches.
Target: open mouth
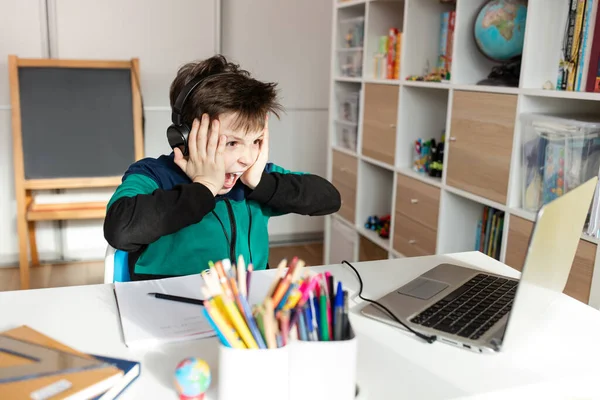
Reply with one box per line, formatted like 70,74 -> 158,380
223,171 -> 243,189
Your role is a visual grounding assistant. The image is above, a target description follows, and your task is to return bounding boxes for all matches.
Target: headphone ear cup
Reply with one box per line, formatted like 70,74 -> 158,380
166,124 -> 190,156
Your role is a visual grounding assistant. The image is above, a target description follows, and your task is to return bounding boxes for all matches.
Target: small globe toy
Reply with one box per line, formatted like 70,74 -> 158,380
174,357 -> 211,400
474,0 -> 527,62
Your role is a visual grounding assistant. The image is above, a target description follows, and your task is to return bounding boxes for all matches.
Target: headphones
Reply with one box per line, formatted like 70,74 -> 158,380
166,76 -> 204,156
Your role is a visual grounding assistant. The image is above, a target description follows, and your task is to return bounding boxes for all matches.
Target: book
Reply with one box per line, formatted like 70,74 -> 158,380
445,10 -> 456,77
114,274 -> 215,348
0,326 -> 123,400
90,355 -> 140,400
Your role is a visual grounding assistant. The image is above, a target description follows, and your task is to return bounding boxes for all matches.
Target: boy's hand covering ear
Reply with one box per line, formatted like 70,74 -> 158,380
241,115 -> 270,190
174,114 -> 226,196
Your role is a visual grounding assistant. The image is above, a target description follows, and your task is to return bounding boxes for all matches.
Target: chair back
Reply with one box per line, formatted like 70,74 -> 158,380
104,245 -> 131,283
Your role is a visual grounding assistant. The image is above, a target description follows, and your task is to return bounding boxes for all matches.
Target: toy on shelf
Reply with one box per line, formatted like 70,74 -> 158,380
412,133 -> 445,177
364,215 -> 391,239
174,357 -> 211,400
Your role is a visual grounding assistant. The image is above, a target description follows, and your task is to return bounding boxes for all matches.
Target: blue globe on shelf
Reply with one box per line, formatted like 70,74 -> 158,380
474,0 -> 528,87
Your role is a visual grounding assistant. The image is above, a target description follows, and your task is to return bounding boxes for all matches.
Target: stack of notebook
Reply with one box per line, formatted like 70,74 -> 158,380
0,325 -> 140,399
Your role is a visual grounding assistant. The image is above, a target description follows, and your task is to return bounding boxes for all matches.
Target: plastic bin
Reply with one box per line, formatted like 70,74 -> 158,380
335,120 -> 358,152
338,16 -> 365,48
337,91 -> 359,123
338,49 -> 363,77
521,113 -> 600,212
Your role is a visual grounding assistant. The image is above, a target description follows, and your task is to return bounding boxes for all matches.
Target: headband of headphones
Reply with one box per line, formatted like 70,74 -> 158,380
171,76 -> 204,126
171,72 -> 239,126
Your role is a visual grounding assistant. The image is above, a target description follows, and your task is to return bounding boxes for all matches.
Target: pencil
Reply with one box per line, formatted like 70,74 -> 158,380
246,263 -> 253,296
204,301 -> 245,349
237,255 -> 247,298
266,258 -> 287,298
319,283 -> 330,341
229,275 -> 266,349
279,310 -> 290,346
222,285 -> 258,349
263,298 -> 277,349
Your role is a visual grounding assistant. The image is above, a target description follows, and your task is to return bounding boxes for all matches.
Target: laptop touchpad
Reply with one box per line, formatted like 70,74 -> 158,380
398,278 -> 448,300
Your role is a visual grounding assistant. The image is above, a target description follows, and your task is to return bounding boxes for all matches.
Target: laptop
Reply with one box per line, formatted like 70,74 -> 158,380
361,177 -> 598,353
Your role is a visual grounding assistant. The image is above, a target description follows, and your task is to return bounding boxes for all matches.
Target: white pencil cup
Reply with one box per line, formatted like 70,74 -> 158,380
217,326 -> 358,400
218,344 -> 288,400
288,327 -> 357,400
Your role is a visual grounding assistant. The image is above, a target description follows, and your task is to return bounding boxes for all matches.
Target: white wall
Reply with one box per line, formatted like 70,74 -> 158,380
221,0 -> 332,240
0,0 -> 332,266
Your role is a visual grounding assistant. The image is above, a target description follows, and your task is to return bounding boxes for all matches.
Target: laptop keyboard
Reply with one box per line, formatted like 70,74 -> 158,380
409,274 -> 517,340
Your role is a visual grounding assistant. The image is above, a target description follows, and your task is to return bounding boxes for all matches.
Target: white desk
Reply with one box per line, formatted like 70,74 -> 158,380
2,252 -> 600,399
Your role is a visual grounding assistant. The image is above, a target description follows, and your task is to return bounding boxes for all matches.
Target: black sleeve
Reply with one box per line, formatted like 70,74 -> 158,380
247,172 -> 341,216
103,183 -> 216,252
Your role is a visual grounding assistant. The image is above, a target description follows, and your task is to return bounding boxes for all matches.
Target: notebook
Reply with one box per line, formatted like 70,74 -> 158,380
114,274 -> 215,348
0,326 -> 123,400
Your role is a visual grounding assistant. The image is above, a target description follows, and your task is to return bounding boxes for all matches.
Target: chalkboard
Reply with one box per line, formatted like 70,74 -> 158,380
18,67 -> 137,179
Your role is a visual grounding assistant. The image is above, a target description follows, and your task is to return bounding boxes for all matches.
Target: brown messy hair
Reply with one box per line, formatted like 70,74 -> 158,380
169,55 -> 283,133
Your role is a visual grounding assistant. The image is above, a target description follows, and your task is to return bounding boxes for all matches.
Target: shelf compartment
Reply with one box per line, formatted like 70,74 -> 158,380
508,95 -> 600,209
397,85 -> 449,173
520,0 -> 581,91
452,0 -> 524,88
438,190 -> 504,260
361,83 -> 399,165
356,161 -> 394,240
402,0 -> 456,81
331,150 -> 359,224
358,227 -> 390,261
446,90 -> 517,204
364,0 -> 404,80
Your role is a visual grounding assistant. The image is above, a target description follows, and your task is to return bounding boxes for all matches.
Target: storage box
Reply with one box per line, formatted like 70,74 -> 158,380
338,16 -> 364,48
218,327 -> 358,400
337,91 -> 360,123
521,113 -> 600,212
335,120 -> 358,152
338,49 -> 363,77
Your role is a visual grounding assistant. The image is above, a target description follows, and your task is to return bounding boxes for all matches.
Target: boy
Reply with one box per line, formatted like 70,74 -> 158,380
103,55 -> 341,281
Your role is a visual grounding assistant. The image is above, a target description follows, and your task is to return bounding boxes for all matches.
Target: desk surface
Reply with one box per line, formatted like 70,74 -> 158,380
1,252 -> 600,399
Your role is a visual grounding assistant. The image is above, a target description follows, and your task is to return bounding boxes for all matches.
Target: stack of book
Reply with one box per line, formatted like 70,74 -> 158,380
373,28 -> 402,80
475,206 -> 505,261
0,326 -> 139,399
557,0 -> 600,92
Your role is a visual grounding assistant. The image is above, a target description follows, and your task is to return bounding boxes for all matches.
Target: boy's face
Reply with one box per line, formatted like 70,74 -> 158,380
217,112 -> 263,195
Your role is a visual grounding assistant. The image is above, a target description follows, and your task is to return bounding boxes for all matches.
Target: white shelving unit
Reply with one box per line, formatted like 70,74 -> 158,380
324,0 -> 600,309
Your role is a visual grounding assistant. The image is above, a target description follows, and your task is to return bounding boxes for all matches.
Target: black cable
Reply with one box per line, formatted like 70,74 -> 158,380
341,260 -> 437,344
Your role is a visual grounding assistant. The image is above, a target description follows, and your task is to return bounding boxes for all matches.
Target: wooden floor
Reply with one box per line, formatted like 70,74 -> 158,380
0,243 -> 324,292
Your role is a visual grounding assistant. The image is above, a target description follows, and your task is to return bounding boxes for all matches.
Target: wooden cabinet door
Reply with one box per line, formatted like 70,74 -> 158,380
331,150 -> 358,223
359,236 -> 388,261
395,174 -> 441,231
505,215 -> 597,303
361,83 -> 398,165
447,91 -> 517,204
393,213 -> 437,257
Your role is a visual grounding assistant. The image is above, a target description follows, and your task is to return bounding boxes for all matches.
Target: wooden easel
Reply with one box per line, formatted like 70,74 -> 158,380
8,56 -> 144,289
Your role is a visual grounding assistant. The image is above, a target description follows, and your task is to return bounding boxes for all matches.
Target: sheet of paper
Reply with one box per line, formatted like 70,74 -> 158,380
114,274 -> 214,348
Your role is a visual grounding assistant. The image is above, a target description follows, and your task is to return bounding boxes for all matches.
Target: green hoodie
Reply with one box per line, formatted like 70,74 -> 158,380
104,153 -> 340,280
